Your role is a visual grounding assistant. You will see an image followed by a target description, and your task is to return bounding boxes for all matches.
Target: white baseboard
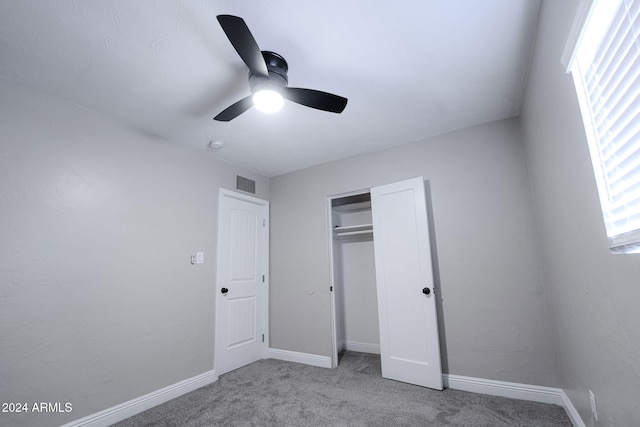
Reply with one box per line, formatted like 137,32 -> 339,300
443,374 -> 585,427
443,373 -> 563,405
61,370 -> 218,427
341,341 -> 380,354
560,390 -> 587,427
268,348 -> 332,368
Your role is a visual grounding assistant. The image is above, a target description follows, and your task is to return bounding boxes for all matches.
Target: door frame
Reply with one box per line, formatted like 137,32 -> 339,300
326,187 -> 372,368
214,188 -> 269,375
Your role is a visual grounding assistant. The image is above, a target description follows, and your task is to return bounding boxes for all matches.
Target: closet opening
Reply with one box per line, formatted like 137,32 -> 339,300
327,178 -> 442,388
328,190 -> 380,368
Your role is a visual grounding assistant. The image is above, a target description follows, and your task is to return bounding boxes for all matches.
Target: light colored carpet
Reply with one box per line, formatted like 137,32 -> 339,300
114,351 -> 572,426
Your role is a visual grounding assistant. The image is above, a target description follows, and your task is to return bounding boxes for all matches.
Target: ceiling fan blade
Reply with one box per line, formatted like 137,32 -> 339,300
214,95 -> 254,121
283,88 -> 348,113
217,15 -> 268,78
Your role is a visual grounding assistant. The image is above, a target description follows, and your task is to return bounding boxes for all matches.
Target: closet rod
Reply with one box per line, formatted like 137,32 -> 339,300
335,230 -> 374,237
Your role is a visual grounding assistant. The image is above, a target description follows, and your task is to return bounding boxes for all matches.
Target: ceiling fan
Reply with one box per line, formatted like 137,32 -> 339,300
214,15 -> 348,121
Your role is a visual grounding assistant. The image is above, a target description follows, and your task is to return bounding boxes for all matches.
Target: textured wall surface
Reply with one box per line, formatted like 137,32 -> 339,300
270,118 -> 559,387
520,0 -> 640,424
0,79 -> 269,427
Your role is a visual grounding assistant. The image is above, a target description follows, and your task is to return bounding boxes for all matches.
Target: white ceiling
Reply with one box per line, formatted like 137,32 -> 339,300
0,0 -> 541,177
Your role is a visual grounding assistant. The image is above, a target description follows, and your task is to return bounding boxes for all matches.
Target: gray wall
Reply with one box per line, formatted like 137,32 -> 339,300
520,0 -> 640,424
0,79 -> 269,427
270,117 -> 559,386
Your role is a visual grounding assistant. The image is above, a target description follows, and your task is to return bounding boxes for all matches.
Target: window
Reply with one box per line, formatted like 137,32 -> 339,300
564,0 -> 640,253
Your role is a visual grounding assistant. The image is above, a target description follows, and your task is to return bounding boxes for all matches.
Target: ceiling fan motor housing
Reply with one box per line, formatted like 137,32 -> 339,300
249,51 -> 288,94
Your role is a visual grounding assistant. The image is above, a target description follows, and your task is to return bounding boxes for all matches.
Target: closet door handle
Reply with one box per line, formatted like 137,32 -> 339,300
422,287 -> 431,295
221,287 -> 229,295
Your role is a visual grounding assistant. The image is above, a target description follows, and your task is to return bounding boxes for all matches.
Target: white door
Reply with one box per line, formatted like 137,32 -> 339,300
371,177 -> 442,390
215,189 -> 269,376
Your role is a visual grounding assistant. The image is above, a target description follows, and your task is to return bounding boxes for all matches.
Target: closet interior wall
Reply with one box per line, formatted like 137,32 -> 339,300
331,193 -> 380,360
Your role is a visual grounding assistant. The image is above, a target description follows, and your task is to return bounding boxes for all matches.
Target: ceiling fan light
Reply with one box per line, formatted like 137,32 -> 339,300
253,89 -> 284,113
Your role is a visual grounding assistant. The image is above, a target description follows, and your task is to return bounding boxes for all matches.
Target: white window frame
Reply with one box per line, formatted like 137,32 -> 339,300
563,0 -> 640,253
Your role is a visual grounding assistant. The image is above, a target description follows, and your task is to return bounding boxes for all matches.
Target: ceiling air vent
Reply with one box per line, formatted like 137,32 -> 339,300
236,175 -> 256,194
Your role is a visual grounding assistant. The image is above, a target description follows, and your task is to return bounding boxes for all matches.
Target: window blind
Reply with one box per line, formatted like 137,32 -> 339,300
574,0 -> 640,252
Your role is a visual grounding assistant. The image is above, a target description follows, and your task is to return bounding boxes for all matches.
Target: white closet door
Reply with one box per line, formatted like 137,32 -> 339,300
371,177 -> 442,390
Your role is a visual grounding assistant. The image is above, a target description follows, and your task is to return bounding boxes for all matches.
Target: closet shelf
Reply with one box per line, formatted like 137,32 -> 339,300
333,224 -> 373,237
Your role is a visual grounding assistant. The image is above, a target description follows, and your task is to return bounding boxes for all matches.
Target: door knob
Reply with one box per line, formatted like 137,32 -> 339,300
422,287 -> 431,295
221,287 -> 228,294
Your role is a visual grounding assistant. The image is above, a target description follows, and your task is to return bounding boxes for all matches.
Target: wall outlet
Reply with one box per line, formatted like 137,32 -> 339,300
589,389 -> 598,421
